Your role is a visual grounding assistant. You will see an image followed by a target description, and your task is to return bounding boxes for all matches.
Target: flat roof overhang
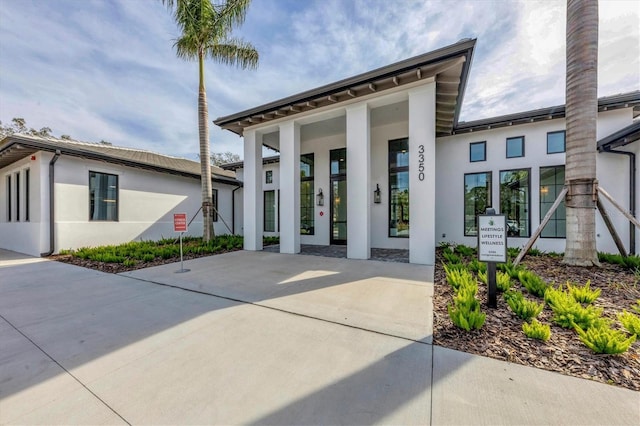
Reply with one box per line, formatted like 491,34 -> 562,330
214,38 -> 476,138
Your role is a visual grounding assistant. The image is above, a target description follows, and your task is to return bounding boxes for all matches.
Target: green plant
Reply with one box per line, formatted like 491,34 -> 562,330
566,280 -> 600,304
504,291 -> 544,321
448,289 -> 486,331
528,247 -> 543,256
598,252 -> 640,271
497,262 -> 526,279
618,310 -> 640,336
444,264 -> 476,291
522,319 -> 551,341
496,271 -> 512,292
575,323 -> 636,354
507,247 -> 520,259
123,259 -> 137,267
632,299 -> 640,315
467,259 -> 487,273
443,251 -> 462,264
517,270 -> 549,297
544,286 -> 604,329
455,244 -> 475,257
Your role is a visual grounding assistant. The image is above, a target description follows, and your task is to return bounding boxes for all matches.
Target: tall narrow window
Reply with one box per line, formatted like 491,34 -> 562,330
300,153 -> 314,235
15,172 -> 20,221
265,170 -> 273,184
25,169 -> 30,221
212,189 -> 218,222
89,171 -> 118,221
506,136 -> 524,158
500,169 -> 530,237
470,141 -> 486,162
389,138 -> 409,237
547,131 -> 566,154
464,172 -> 492,236
264,190 -> 276,232
540,166 -> 566,238
6,175 -> 11,222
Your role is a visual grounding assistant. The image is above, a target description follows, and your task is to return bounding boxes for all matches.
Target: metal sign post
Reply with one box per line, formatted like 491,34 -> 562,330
173,213 -> 190,273
478,209 -> 507,308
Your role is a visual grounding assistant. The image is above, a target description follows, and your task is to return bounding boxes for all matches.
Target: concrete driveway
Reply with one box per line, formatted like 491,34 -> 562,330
1,249 -> 638,425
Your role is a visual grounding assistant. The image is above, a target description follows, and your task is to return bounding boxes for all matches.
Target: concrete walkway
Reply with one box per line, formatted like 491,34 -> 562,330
1,249 -> 638,425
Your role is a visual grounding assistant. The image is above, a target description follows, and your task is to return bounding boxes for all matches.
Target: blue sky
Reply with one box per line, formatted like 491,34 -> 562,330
0,0 -> 638,161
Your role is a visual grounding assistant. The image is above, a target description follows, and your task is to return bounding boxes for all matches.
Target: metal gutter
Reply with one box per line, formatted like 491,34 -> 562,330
41,150 -> 61,256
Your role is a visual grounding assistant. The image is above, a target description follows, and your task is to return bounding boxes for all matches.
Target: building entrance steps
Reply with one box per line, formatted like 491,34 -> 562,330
264,243 -> 410,263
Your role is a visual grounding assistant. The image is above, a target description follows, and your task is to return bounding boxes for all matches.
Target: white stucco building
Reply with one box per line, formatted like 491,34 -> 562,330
0,135 -> 241,256
215,39 -> 639,265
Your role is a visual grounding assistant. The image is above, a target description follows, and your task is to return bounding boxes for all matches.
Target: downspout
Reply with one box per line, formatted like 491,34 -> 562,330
40,150 -> 61,257
232,186 -> 241,234
602,148 -> 636,254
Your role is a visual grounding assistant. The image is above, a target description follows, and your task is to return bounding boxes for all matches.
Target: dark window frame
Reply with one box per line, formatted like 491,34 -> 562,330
89,171 -> 119,221
15,172 -> 20,222
6,175 -> 11,222
300,153 -> 315,235
463,171 -> 493,237
506,136 -> 525,158
469,141 -> 486,162
25,168 -> 30,222
265,170 -> 273,184
547,130 -> 566,154
499,167 -> 531,238
539,165 -> 566,239
212,188 -> 218,222
389,138 -> 409,238
263,190 -> 276,232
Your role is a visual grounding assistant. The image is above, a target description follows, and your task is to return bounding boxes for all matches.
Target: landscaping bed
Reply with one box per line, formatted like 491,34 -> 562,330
433,247 -> 640,391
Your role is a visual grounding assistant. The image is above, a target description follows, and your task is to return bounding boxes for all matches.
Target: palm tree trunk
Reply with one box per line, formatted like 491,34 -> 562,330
563,0 -> 599,266
199,50 -> 214,242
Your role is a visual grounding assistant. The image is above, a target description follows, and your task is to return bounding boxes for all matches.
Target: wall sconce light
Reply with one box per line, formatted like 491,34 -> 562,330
316,188 -> 324,206
374,184 -> 381,204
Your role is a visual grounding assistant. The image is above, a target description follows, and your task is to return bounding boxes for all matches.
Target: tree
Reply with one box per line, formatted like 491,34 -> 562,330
163,0 -> 258,241
210,151 -> 241,165
563,0 -> 599,266
1,118 -> 54,139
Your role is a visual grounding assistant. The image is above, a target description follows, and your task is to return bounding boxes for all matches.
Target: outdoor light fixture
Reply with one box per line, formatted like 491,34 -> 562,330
316,188 -> 324,206
374,184 -> 381,204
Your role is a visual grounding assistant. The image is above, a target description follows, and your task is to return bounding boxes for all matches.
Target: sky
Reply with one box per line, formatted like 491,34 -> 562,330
0,0 -> 638,161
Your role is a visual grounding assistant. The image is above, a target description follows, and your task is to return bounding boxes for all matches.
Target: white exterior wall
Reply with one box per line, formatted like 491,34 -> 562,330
0,152 -> 238,256
436,108 -> 636,254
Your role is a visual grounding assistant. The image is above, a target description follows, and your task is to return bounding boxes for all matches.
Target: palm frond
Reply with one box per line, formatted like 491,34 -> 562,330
206,38 -> 258,69
212,0 -> 251,33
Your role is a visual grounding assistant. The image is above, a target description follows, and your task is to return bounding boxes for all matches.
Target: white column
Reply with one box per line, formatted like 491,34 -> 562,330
409,83 -> 436,265
243,129 -> 263,251
346,102 -> 371,259
279,121 -> 301,254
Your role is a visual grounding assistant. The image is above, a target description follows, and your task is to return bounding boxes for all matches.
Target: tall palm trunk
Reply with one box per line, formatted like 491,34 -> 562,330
563,0 -> 599,266
198,50 -> 214,242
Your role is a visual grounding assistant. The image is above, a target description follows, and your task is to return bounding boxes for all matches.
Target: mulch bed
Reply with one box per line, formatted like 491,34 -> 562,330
433,248 -> 640,391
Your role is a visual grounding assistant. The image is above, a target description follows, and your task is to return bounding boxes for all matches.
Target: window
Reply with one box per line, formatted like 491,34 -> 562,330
540,166 -> 566,238
547,131 -> 565,154
500,169 -> 530,237
89,171 -> 118,221
15,172 -> 20,222
470,141 -> 486,162
212,189 -> 218,222
506,136 -> 524,158
25,169 -> 30,221
264,190 -> 276,232
300,153 -> 314,235
464,172 -> 492,236
6,175 -> 11,221
265,170 -> 273,184
389,138 -> 409,237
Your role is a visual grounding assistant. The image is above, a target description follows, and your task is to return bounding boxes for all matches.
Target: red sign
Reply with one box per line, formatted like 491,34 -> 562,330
174,213 -> 187,232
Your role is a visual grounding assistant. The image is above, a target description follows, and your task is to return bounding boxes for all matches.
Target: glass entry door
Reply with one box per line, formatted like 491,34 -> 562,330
330,148 -> 347,245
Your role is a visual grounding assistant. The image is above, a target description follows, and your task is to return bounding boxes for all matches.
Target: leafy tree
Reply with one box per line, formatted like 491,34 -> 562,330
210,151 -> 241,165
563,0 -> 599,266
0,118 -> 54,139
163,0 -> 258,242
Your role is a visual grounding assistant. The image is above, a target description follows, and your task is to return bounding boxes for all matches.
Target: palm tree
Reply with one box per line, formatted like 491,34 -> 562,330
163,0 -> 258,241
563,0 -> 599,266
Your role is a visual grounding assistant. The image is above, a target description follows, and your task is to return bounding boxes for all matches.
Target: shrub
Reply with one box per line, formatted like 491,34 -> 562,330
507,247 -> 520,259
522,319 -> 551,341
497,262 -> 526,279
575,323 -> 636,354
618,310 -> 640,336
566,280 -> 600,304
443,251 -> 462,264
444,264 -> 476,291
598,252 -> 640,270
123,259 -> 137,267
142,253 -> 155,262
448,290 -> 486,331
455,244 -> 475,257
496,271 -> 512,292
544,286 -> 604,329
632,299 -> 640,315
517,270 -> 549,297
467,259 -> 487,273
504,291 -> 544,321
528,247 -> 543,256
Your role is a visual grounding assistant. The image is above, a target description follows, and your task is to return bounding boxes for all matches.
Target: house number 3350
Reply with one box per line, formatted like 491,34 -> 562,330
418,144 -> 425,181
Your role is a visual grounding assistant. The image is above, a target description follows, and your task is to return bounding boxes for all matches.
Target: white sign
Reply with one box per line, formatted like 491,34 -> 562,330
477,215 -> 507,263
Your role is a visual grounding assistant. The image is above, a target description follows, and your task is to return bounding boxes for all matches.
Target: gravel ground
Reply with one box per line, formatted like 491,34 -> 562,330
433,248 -> 640,391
